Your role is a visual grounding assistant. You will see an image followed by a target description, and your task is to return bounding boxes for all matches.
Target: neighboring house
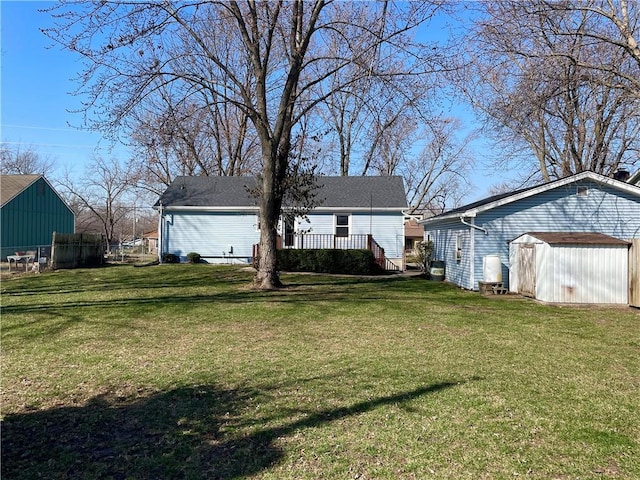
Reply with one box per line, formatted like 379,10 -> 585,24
155,176 -> 407,268
420,171 -> 640,292
143,230 -> 159,254
404,220 -> 424,253
1,174 -> 75,260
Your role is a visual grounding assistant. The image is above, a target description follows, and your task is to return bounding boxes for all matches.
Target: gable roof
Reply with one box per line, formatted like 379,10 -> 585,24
156,176 -> 407,211
420,171 -> 640,224
1,174 -> 42,207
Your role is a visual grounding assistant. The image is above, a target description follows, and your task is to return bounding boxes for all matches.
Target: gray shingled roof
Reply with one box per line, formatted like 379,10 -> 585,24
156,176 -> 407,209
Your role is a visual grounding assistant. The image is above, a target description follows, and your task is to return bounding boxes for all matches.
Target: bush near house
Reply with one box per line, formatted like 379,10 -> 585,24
186,252 -> 201,264
277,248 -> 383,275
162,253 -> 180,263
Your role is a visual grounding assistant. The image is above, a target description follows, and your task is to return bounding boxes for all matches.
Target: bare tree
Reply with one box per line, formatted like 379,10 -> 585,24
545,0 -> 640,95
313,2 -> 446,177
403,117 -> 475,215
45,1 -> 440,289
127,71 -> 261,197
454,0 -> 640,184
0,143 -> 56,177
57,156 -> 136,250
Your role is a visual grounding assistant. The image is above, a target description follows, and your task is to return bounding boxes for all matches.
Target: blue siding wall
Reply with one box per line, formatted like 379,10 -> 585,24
425,180 -> 640,290
426,218 -> 473,289
163,211 -> 259,263
304,211 -> 404,259
163,210 -> 405,264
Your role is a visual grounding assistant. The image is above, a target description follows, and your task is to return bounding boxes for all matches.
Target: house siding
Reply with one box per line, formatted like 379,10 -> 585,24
163,210 -> 404,264
424,179 -> 640,290
352,212 -> 404,260
164,211 -> 259,263
425,218 -> 473,289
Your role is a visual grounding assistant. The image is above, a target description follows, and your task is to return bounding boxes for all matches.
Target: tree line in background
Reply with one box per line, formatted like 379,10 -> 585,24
2,0 -> 638,287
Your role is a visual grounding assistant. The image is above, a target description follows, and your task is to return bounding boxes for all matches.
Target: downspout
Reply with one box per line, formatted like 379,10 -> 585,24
460,216 -> 487,235
460,216 -> 487,290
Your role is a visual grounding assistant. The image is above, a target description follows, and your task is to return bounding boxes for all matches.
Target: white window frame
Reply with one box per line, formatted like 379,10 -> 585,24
334,214 -> 351,237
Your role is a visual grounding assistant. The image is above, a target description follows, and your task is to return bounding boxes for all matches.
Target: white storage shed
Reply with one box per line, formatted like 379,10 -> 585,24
509,232 -> 630,304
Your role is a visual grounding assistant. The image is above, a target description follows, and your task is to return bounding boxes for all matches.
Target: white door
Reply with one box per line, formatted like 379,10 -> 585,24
518,244 -> 536,297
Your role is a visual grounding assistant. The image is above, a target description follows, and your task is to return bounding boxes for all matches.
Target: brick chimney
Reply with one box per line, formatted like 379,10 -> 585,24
613,169 -> 630,182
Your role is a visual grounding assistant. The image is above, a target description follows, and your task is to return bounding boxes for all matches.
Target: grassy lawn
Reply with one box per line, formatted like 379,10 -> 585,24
1,265 -> 638,479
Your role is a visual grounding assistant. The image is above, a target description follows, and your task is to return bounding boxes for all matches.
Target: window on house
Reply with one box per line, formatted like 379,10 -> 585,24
335,214 -> 350,237
577,186 -> 588,197
455,233 -> 463,261
283,217 -> 295,247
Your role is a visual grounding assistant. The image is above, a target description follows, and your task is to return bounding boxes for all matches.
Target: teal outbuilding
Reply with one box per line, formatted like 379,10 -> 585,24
1,175 -> 75,260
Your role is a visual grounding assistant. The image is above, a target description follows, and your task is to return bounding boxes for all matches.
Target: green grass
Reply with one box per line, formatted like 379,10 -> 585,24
1,264 -> 639,479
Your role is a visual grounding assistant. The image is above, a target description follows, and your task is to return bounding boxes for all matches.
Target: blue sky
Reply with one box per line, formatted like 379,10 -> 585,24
1,1 -> 124,175
1,1 -> 502,202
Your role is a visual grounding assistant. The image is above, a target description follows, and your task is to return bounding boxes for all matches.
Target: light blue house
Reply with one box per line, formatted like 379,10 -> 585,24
420,171 -> 640,291
155,176 -> 407,268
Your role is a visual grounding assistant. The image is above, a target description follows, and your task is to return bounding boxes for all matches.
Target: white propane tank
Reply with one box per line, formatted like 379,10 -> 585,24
483,255 -> 502,282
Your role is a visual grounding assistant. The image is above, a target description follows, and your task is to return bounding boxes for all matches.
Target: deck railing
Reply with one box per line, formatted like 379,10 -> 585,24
254,234 -> 400,272
293,233 -> 369,250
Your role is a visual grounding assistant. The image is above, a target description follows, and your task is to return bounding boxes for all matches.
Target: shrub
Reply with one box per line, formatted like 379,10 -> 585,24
277,249 -> 383,275
162,253 -> 180,264
186,252 -> 201,264
413,240 -> 433,273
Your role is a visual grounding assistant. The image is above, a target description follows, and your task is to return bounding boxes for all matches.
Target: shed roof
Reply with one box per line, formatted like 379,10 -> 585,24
1,174 -> 41,207
156,175 -> 408,210
519,232 -> 630,246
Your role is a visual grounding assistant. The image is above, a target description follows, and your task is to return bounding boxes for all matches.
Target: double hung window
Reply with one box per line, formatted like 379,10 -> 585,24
335,214 -> 349,237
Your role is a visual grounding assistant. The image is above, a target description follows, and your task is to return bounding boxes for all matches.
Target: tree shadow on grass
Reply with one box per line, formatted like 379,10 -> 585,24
1,380 -> 462,479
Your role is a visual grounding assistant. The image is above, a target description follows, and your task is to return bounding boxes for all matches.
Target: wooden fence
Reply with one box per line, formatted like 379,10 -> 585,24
630,239 -> 640,308
51,232 -> 105,270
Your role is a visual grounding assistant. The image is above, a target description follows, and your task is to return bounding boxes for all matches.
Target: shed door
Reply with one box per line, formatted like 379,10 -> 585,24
518,244 -> 536,297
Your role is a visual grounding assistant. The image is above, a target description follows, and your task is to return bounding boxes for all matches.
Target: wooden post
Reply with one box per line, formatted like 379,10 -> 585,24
629,239 -> 640,307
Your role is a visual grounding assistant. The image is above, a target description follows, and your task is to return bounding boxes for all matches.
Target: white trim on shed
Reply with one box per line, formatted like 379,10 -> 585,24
509,232 -> 630,304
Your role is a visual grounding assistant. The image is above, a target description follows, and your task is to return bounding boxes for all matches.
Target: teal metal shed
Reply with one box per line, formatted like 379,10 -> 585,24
1,175 -> 75,260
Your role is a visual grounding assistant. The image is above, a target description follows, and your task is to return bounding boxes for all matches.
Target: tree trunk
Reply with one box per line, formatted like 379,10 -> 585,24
253,224 -> 282,290
253,152 -> 286,290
